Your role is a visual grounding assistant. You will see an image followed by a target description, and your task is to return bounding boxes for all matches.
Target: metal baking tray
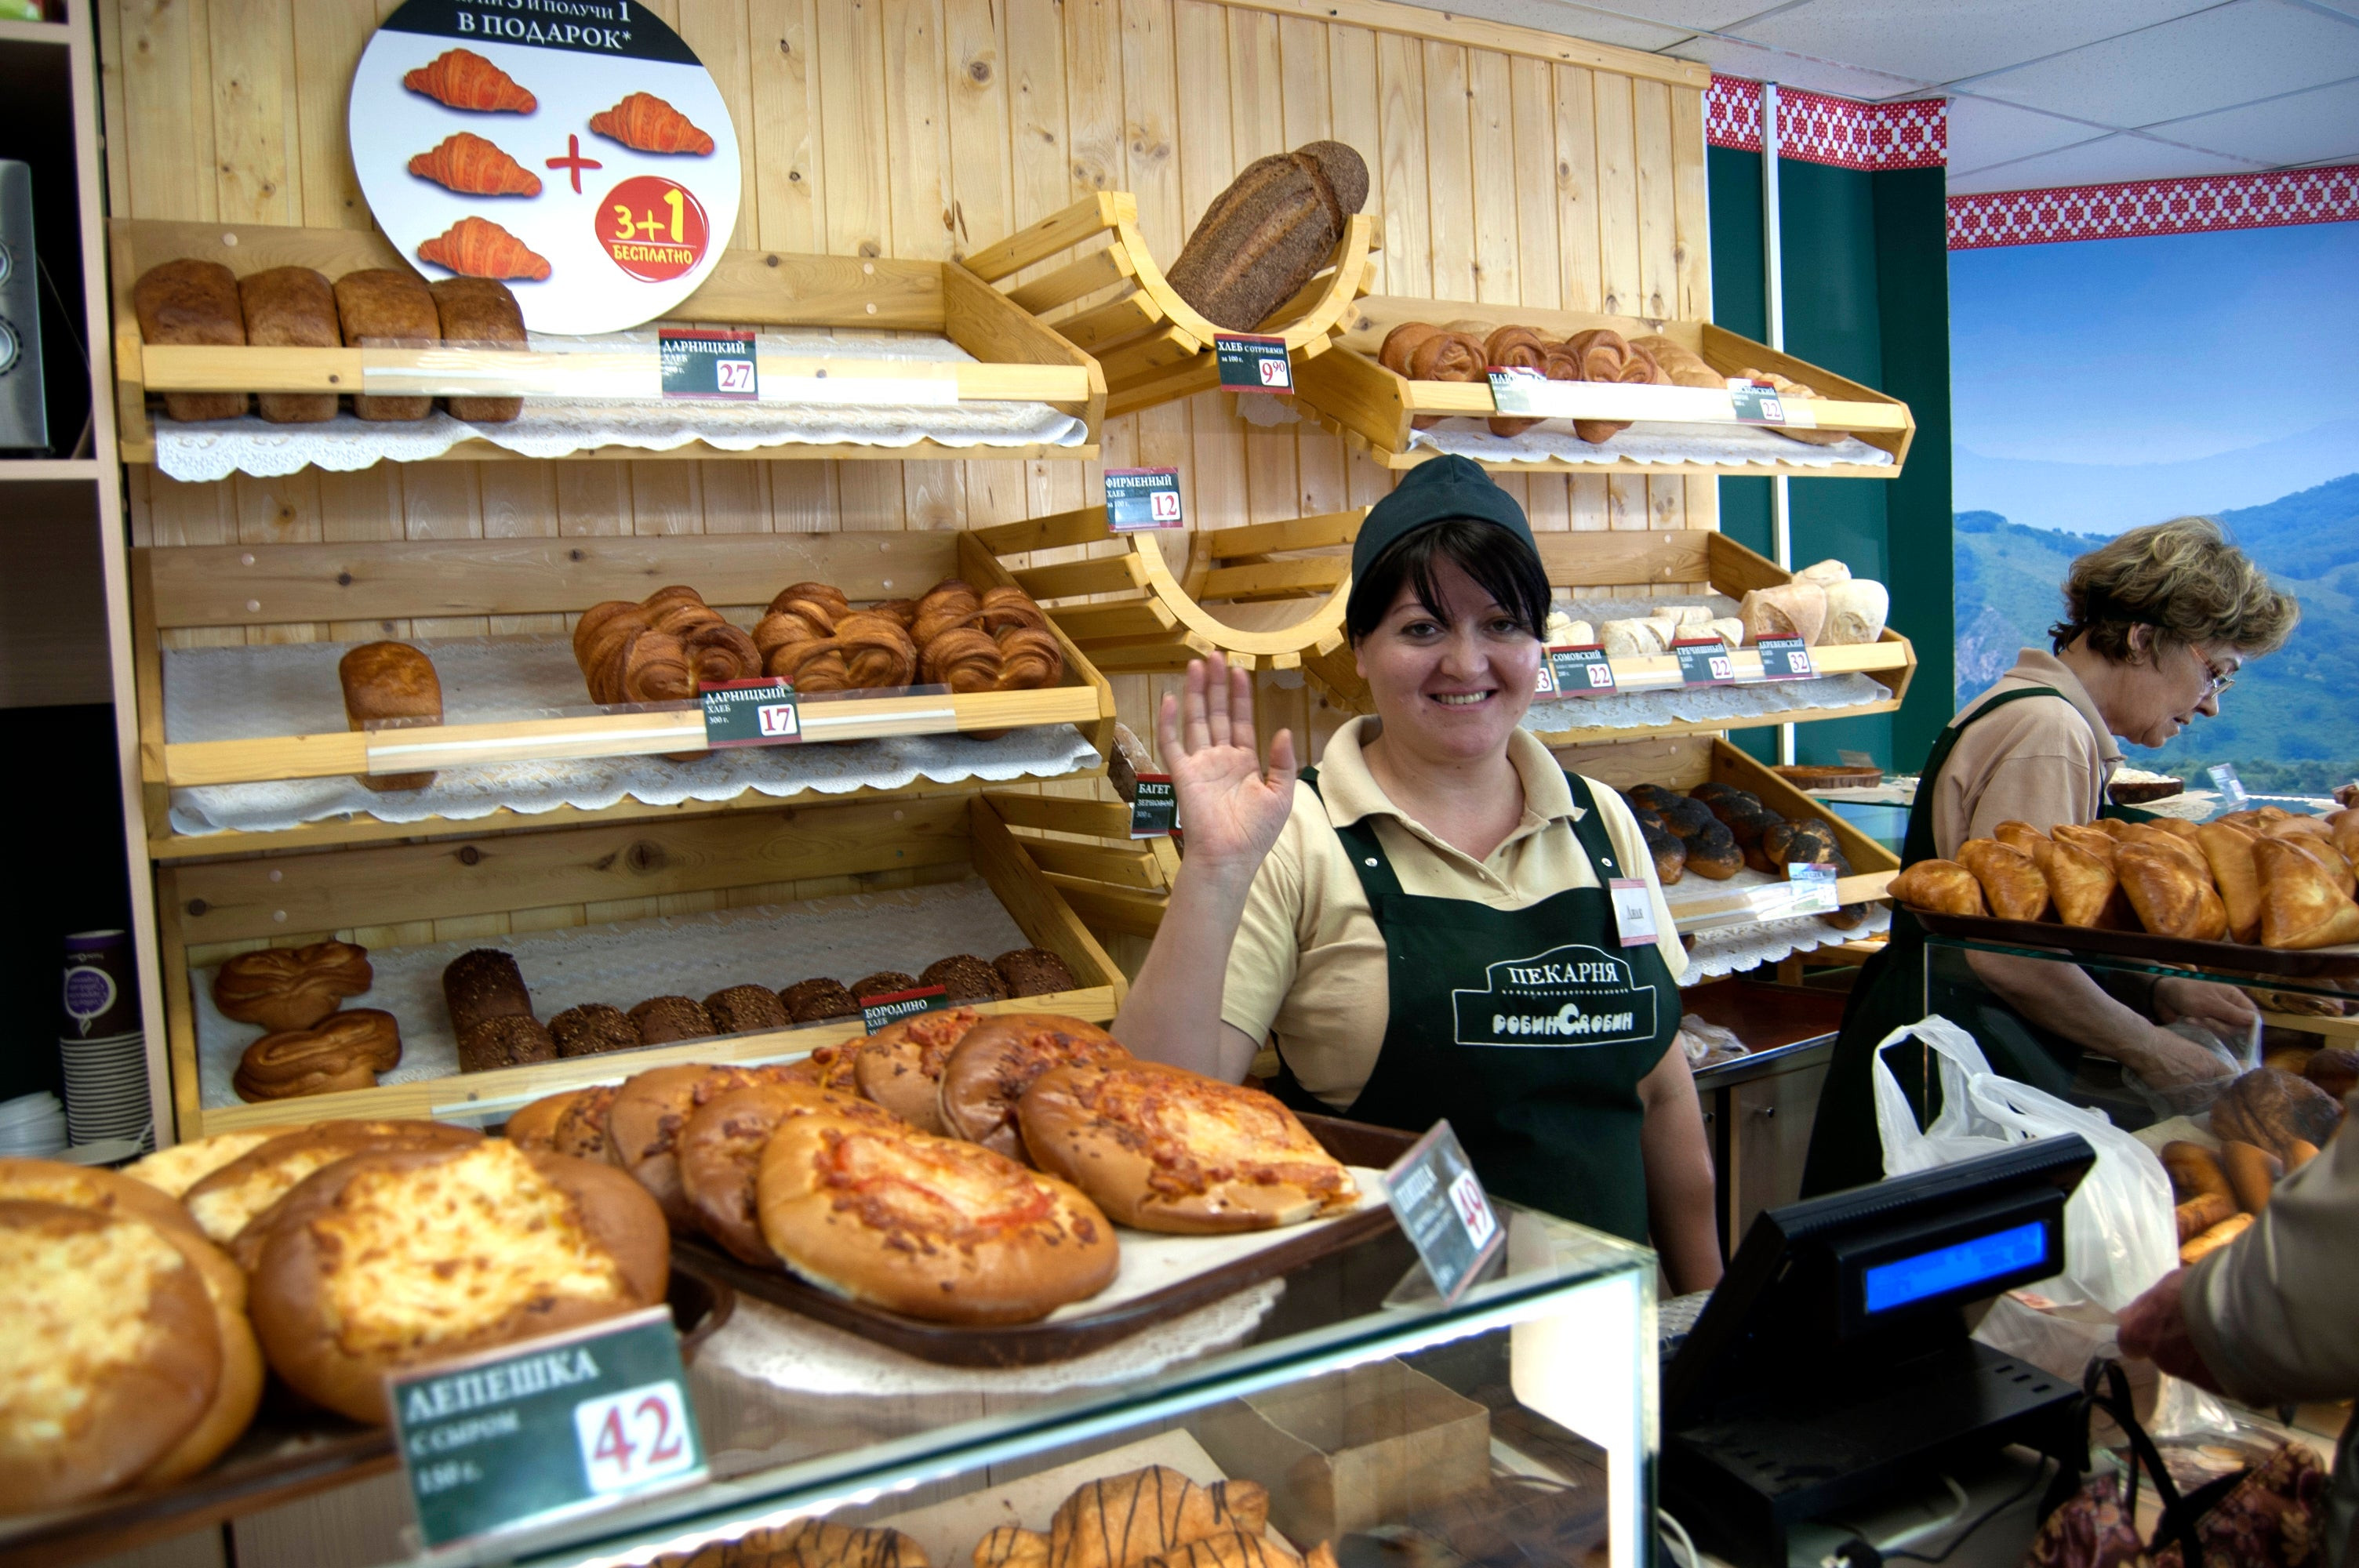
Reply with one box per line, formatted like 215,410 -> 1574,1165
1913,909 -> 2359,980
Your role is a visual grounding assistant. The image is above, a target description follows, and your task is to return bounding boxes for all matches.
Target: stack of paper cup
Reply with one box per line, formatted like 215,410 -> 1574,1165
0,1091 -> 67,1157
59,930 -> 151,1151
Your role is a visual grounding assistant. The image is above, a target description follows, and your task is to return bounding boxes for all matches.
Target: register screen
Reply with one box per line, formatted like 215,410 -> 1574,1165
1861,1220 -> 2048,1313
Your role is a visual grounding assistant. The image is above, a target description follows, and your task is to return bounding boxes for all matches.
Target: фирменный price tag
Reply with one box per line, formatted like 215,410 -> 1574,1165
388,1306 -> 705,1550
659,328 -> 758,401
1383,1121 -> 1501,1305
1215,333 -> 1293,394
1537,644 -> 1616,698
859,985 -> 947,1033
700,680 -> 801,747
1728,376 -> 1786,425
1128,775 -> 1177,839
1673,637 -> 1736,687
1752,634 -> 1813,681
1105,467 -> 1184,532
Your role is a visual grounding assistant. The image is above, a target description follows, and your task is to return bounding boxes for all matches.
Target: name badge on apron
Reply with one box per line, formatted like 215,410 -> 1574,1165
1608,878 -> 1659,947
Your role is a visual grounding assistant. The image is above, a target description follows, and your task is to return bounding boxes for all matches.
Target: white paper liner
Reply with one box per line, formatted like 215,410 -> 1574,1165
151,326 -> 1086,482
193,878 -> 1041,1109
1682,900 -> 1892,982
1407,416 -> 1895,469
1525,670 -> 1892,734
160,636 -> 1097,836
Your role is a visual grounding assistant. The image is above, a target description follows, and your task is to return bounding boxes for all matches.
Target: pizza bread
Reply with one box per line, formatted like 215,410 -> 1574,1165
121,1130 -> 279,1199
936,1014 -> 1129,1160
756,1114 -> 1117,1324
852,1007 -> 987,1134
608,1064 -> 779,1230
1019,1064 -> 1358,1233
776,1041 -> 862,1092
678,1080 -> 909,1265
183,1118 -> 482,1245
250,1142 -> 667,1423
0,1200 -> 222,1510
552,1083 -> 621,1161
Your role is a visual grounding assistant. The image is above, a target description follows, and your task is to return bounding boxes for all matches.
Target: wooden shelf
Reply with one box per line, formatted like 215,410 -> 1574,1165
109,217 -> 1107,468
1296,296 -> 1914,477
0,457 -> 102,481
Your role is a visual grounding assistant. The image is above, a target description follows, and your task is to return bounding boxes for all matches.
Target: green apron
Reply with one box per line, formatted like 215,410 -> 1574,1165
1268,769 -> 1681,1243
1799,687 -> 2153,1197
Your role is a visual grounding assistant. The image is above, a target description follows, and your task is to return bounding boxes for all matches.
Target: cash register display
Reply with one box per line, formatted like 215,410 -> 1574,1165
1861,1218 -> 2048,1314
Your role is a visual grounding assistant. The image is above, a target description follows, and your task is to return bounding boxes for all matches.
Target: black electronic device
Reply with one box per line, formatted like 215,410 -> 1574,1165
1662,1135 -> 2096,1568
0,161 -> 46,452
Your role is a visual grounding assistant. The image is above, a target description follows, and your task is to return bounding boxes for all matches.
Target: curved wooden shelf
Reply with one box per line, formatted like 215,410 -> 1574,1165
965,191 -> 1378,418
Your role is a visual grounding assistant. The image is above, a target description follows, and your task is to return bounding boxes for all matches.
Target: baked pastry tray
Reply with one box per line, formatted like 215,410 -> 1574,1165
0,1269 -> 732,1568
679,1115 -> 1412,1368
1912,909 -> 2359,980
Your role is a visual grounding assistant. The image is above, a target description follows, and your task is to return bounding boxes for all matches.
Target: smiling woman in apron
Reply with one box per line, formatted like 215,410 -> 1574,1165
1113,458 -> 1721,1294
1801,517 -> 2301,1197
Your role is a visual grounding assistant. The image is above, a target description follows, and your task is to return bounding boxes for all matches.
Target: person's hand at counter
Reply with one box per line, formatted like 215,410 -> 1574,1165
2119,1269 -> 2223,1394
2122,1024 -> 2239,1089
2153,978 -> 2259,1042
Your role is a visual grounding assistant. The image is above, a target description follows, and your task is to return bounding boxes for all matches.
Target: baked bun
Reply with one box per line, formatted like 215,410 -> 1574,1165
552,1083 -> 619,1161
183,1119 -> 482,1247
1683,819 -> 1741,880
2043,838 -> 2124,928
851,971 -> 920,1001
441,948 -> 532,1037
777,1041 -> 862,1092
234,1008 -> 403,1101
1888,859 -> 1986,917
137,1218 -> 265,1487
608,1065 -> 773,1229
551,1003 -> 641,1058
1699,788 -> 1766,827
457,1014 -> 557,1073
2257,837 -> 2359,949
704,984 -> 791,1035
1762,818 -> 1841,867
1018,1063 -> 1358,1233
504,1088 -> 582,1152
0,1157 -> 210,1247
1656,796 -> 1716,840
122,1131 -> 279,1199
1044,1466 -> 1272,1568
994,947 -> 1078,998
213,940 -> 373,1032
755,1115 -> 1116,1324
630,995 -> 716,1046
249,1142 -> 667,1423
0,1200 -> 224,1510
937,1014 -> 1129,1160
1957,839 -> 2052,924
2118,843 -> 2227,941
782,977 -> 860,1023
853,1007 -> 987,1134
1642,822 -> 1685,885
678,1081 -> 908,1265
920,954 -> 1010,1005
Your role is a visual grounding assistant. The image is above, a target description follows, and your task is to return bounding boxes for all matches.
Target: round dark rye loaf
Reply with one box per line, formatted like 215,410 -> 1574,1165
1165,141 -> 1369,332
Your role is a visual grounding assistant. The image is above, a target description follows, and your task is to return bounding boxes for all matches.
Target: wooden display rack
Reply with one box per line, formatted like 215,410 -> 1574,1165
964,191 -> 1377,420
109,218 -> 1106,465
165,793 -> 1124,1140
985,790 -> 1181,942
1296,295 -> 1914,477
133,528 -> 1116,851
972,503 -> 1362,677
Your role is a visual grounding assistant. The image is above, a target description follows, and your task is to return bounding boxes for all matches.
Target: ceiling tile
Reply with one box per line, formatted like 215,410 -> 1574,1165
1965,1 -> 2359,125
2146,76 -> 2359,164
1380,0 -> 1700,50
1943,132 -> 2267,194
1565,0 -> 1777,25
1945,95 -> 2116,175
1662,32 -> 1939,100
1727,0 -> 2218,89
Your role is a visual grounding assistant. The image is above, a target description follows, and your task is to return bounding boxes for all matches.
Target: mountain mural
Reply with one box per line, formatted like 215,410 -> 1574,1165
1954,472 -> 2359,794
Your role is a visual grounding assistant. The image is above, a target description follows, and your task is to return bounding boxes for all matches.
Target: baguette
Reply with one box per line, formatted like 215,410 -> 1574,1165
2173,1192 -> 2236,1243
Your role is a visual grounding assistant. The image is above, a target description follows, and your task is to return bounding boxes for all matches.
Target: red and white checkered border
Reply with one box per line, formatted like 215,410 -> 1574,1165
1705,74 -> 1945,171
1947,166 -> 2359,249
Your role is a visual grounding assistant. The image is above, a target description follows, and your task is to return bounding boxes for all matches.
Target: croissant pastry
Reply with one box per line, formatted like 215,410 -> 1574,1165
2256,837 -> 2359,949
872,597 -> 918,628
574,601 -> 649,666
408,132 -> 541,197
974,586 -> 1050,635
1959,838 -> 2052,923
2197,822 -> 2265,944
419,215 -> 551,281
1890,859 -> 1987,917
614,628 -> 696,703
1378,321 -> 1441,376
754,609 -> 828,670
768,581 -> 849,632
590,92 -> 715,155
1483,325 -> 1550,437
913,579 -> 983,648
923,627 -> 1002,693
994,625 -> 1064,689
771,638 -> 851,694
2117,843 -> 2227,941
648,597 -> 725,638
680,622 -> 762,686
403,47 -> 536,113
834,612 -> 918,689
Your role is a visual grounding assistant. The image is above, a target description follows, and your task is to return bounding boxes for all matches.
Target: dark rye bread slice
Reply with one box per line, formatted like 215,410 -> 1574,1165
1165,141 -> 1369,333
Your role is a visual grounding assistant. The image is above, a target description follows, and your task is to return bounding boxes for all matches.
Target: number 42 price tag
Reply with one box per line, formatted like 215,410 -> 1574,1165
576,1381 -> 699,1495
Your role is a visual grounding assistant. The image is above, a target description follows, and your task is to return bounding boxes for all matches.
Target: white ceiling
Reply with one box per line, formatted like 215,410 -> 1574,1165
1412,0 -> 2359,194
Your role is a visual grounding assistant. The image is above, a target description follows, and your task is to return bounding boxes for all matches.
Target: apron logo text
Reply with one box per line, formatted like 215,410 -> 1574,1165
1451,943 -> 1656,1049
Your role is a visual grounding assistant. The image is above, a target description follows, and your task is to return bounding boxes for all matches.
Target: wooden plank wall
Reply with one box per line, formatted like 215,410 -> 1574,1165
104,0 -> 1714,953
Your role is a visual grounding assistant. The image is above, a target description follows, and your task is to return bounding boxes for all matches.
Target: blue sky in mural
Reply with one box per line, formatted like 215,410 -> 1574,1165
1952,222 -> 2359,535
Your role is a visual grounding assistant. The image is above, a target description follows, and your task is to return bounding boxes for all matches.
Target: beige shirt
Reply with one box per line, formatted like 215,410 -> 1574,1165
1928,648 -> 2121,859
1220,717 -> 1687,1110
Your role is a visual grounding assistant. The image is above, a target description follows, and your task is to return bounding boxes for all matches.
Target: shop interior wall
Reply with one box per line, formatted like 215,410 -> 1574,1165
1709,145 -> 1954,773
101,0 -> 1717,949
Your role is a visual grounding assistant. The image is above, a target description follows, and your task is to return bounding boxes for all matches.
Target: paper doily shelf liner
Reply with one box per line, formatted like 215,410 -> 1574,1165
1526,670 -> 1892,735
1408,417 -> 1895,470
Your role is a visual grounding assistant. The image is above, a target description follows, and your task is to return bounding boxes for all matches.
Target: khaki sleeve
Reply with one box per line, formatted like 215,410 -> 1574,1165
1962,751 -> 2101,846
1585,784 -> 1689,982
1218,786 -> 1313,1044
2182,1098 -> 2359,1403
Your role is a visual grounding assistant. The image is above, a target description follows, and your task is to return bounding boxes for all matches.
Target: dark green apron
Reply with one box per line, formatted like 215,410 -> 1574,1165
1799,686 -> 2153,1197
1269,768 -> 1681,1243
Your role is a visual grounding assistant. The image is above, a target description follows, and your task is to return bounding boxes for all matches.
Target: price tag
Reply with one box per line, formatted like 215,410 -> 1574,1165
700,680 -> 801,748
1537,644 -> 1616,698
1784,861 -> 1840,916
1752,634 -> 1814,681
1839,750 -> 1877,770
660,328 -> 758,401
2207,764 -> 2248,805
1728,376 -> 1786,425
1383,1121 -> 1503,1305
1485,365 -> 1555,417
1129,775 -> 1177,839
1672,637 -> 1736,687
388,1307 -> 704,1549
1215,333 -> 1293,394
1106,467 -> 1184,532
859,985 -> 947,1033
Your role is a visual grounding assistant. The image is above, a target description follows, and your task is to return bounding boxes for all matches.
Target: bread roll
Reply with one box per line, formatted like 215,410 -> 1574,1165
339,641 -> 442,792
782,977 -> 860,1024
2219,1139 -> 2281,1214
2304,1046 -> 2359,1101
428,277 -> 525,423
213,941 -> 374,1033
237,267 -> 340,424
132,259 -> 249,422
994,948 -> 1078,998
442,949 -> 532,1037
456,1015 -> 555,1073
1737,583 -> 1828,647
2117,844 -> 2226,941
1600,618 -> 1665,658
2175,1192 -> 2236,1244
1821,579 -> 1889,646
1888,859 -> 1986,917
2196,822 -> 2263,944
2211,1067 -> 2344,1165
1794,559 -> 1852,586
2161,1141 -> 2233,1203
1629,335 -> 1721,389
233,1009 -> 402,1101
2041,838 -> 2122,928
1165,142 -> 1369,332
548,1002 -> 640,1058
2179,1210 -> 2252,1265
704,984 -> 791,1036
608,1063 -> 768,1229
503,1088 -> 581,1153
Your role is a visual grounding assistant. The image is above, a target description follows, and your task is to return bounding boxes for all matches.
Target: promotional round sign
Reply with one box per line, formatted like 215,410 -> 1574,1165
348,0 -> 743,336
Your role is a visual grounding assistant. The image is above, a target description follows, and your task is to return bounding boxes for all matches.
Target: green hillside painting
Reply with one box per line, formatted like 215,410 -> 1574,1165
1954,473 -> 2359,795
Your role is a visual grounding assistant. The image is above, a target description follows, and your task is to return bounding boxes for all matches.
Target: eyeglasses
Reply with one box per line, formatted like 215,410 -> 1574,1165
2189,643 -> 2237,698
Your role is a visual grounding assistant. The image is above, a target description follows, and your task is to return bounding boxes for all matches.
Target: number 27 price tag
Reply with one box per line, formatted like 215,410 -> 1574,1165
576,1381 -> 698,1495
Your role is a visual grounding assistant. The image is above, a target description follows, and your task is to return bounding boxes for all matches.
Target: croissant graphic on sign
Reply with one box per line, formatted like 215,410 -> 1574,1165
407,133 -> 541,198
402,48 -> 536,114
588,93 -> 714,155
418,216 -> 551,281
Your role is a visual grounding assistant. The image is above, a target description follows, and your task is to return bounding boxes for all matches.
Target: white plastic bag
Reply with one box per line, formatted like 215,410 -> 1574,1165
1870,1014 -> 2176,1312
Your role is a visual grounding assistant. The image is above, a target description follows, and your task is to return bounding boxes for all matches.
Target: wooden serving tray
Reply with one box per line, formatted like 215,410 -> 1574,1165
682,1114 -> 1412,1369
0,1269 -> 733,1568
1913,909 -> 2359,982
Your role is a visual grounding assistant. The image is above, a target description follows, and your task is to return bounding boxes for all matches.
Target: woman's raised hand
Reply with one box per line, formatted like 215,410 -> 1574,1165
1155,655 -> 1299,876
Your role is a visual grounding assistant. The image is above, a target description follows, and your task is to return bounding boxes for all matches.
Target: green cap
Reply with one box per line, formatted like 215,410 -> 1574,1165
1350,456 -> 1536,587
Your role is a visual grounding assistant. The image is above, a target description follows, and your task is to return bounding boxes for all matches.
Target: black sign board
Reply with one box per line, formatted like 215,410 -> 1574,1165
1383,1121 -> 1502,1305
859,985 -> 947,1033
1673,637 -> 1736,687
1106,467 -> 1183,531
1539,644 -> 1616,697
1129,775 -> 1177,838
700,680 -> 801,747
660,328 -> 758,401
1728,378 -> 1786,425
1214,333 -> 1293,394
1752,634 -> 1814,681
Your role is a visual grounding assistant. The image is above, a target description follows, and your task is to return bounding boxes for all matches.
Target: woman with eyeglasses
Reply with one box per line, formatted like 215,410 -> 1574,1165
1802,517 -> 2299,1196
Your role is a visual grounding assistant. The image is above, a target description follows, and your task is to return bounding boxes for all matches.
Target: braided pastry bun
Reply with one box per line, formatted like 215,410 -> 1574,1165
613,628 -> 695,703
679,622 -> 761,686
871,597 -> 918,628
754,608 -> 825,667
974,586 -> 1050,635
572,601 -> 647,666
922,626 -> 1001,692
833,612 -> 918,689
646,597 -> 723,638
1378,321 -> 1441,376
767,581 -> 849,631
994,626 -> 1063,690
1485,325 -> 1550,437
912,579 -> 982,648
233,1011 -> 403,1102
769,635 -> 850,694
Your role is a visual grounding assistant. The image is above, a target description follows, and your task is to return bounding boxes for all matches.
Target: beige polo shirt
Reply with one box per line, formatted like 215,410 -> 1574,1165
1928,648 -> 2121,859
1220,717 -> 1687,1111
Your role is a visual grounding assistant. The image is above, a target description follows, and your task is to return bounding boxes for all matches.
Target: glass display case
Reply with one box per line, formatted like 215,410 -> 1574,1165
442,1203 -> 1657,1568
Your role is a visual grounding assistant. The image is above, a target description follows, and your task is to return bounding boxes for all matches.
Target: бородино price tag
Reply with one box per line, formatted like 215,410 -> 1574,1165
700,680 -> 801,747
1105,468 -> 1183,532
1383,1121 -> 1502,1305
389,1307 -> 705,1549
1215,334 -> 1293,394
859,985 -> 947,1033
1672,638 -> 1736,687
1129,775 -> 1177,839
1534,644 -> 1615,698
